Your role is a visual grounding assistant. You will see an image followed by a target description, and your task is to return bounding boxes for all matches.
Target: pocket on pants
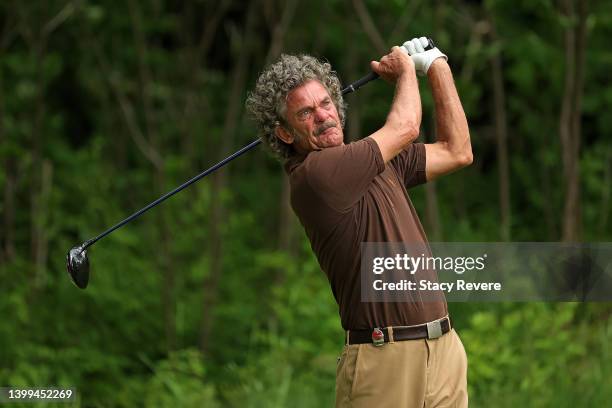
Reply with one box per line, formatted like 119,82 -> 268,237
349,345 -> 363,398
453,329 -> 469,371
336,346 -> 348,375
335,345 -> 361,403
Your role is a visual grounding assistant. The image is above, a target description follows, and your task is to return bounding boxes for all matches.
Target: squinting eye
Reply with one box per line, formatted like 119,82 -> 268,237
297,110 -> 312,120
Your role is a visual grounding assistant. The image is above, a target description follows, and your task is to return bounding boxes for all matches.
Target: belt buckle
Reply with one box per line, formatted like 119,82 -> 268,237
426,320 -> 443,339
372,328 -> 385,347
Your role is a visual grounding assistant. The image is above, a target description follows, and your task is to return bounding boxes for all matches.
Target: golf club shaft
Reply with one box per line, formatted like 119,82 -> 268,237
83,139 -> 262,249
341,72 -> 379,95
81,72 -> 384,250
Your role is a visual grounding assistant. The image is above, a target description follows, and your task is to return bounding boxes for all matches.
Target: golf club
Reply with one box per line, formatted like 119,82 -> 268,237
66,38 -> 435,289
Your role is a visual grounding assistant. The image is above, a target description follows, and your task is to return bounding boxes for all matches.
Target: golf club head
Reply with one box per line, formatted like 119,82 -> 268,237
66,245 -> 90,289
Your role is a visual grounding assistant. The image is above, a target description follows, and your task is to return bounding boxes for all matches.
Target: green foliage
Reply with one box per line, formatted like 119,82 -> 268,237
139,349 -> 218,408
462,303 -> 612,406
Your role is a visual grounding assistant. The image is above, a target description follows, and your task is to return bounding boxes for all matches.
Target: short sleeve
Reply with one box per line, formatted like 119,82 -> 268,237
389,143 -> 427,189
303,137 -> 385,211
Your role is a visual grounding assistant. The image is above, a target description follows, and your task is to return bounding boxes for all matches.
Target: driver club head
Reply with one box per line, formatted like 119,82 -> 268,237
66,245 -> 90,289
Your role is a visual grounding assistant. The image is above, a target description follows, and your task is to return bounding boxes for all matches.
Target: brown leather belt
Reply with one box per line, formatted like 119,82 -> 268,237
346,316 -> 452,346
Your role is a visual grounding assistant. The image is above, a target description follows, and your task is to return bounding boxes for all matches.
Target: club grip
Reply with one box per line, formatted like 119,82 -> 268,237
424,37 -> 436,50
341,37 -> 436,95
341,72 -> 378,95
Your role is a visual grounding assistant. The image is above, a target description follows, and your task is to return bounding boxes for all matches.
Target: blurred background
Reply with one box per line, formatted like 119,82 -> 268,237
0,0 -> 610,406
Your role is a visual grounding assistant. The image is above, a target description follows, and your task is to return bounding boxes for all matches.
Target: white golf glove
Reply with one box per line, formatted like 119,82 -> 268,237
402,37 -> 447,76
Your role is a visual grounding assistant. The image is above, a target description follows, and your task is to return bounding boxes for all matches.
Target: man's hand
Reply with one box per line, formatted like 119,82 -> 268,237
402,37 -> 447,76
370,46 -> 415,83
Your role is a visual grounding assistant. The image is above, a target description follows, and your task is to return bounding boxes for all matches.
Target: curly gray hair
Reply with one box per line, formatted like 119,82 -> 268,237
245,54 -> 346,161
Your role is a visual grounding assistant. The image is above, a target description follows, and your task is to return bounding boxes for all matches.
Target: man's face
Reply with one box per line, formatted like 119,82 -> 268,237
277,80 -> 343,153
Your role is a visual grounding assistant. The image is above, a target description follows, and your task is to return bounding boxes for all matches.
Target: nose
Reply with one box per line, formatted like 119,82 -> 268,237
314,106 -> 329,123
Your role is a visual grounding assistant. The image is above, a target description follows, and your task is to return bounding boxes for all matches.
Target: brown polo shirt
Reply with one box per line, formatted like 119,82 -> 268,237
286,137 -> 447,330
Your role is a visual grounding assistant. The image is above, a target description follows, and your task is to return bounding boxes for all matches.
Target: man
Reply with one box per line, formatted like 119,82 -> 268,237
246,37 -> 471,407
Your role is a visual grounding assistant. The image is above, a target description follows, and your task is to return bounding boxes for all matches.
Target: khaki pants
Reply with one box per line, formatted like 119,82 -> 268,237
336,328 -> 468,408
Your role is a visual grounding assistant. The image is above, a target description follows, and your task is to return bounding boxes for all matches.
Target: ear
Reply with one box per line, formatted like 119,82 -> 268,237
275,125 -> 294,145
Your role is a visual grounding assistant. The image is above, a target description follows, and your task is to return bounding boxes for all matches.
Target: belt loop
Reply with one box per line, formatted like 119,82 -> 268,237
346,330 -> 350,346
388,326 -> 394,343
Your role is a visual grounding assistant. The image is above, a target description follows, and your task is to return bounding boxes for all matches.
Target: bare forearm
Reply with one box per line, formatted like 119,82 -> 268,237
369,47 -> 422,162
371,65 -> 421,162
428,59 -> 471,160
386,68 -> 422,138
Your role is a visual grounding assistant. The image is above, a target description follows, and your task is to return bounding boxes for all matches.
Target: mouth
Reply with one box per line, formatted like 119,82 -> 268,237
315,122 -> 337,137
320,127 -> 335,137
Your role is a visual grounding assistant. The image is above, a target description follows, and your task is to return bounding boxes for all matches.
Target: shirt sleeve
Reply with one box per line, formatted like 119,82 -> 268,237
389,142 -> 427,189
303,137 -> 385,212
